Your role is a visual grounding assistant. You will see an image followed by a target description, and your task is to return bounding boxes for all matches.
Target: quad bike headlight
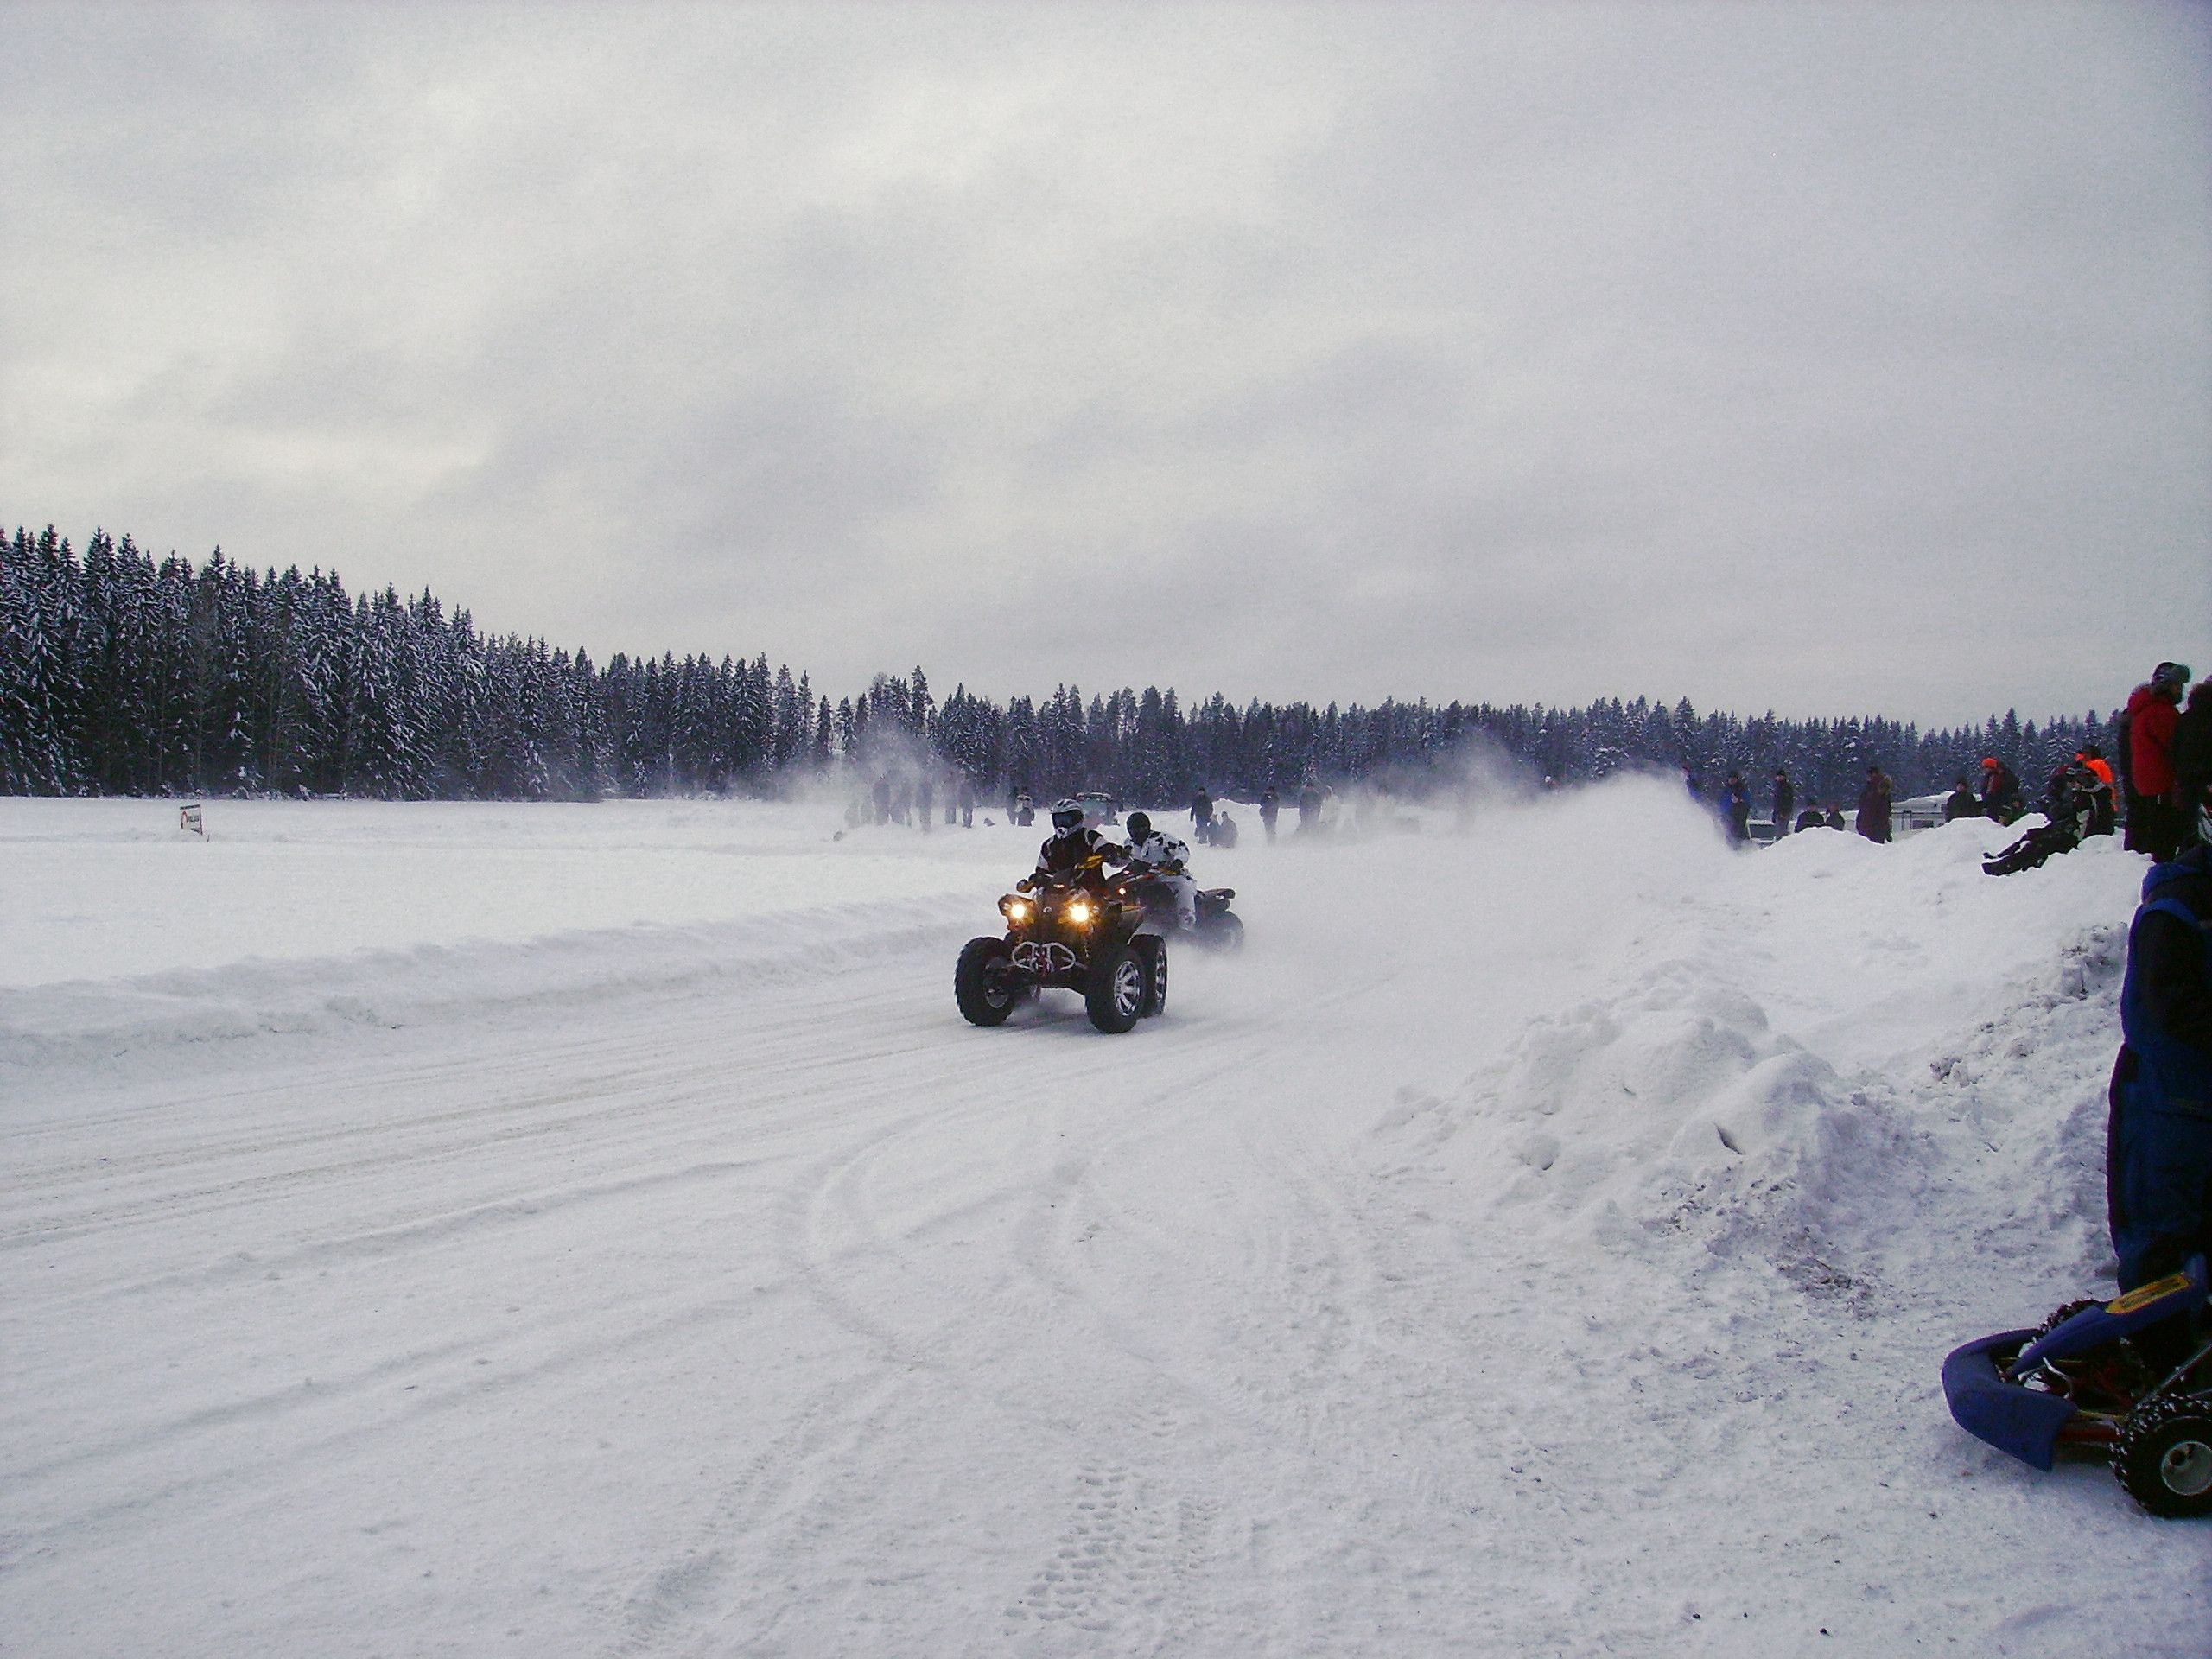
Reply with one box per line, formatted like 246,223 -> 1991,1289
1001,895 -> 1033,923
1065,898 -> 1095,926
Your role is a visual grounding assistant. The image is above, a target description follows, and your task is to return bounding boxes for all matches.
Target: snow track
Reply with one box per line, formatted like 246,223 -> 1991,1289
3,790 -> 2207,1655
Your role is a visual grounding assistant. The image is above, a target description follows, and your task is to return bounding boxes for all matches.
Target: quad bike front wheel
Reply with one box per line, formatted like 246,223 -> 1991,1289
955,937 -> 1018,1027
2115,1398 -> 2212,1518
1085,944 -> 1147,1033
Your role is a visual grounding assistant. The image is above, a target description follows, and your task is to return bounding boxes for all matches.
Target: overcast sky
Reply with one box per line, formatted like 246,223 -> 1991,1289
3,2 -> 2206,727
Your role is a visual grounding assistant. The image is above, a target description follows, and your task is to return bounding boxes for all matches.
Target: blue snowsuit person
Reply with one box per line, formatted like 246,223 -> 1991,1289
2111,844 -> 2212,1365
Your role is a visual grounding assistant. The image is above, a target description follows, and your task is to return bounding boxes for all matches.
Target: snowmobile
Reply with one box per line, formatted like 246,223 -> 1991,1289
1982,770 -> 2096,877
1942,1255 -> 2212,1516
1110,868 -> 1245,953
1982,819 -> 2082,877
954,855 -> 1167,1033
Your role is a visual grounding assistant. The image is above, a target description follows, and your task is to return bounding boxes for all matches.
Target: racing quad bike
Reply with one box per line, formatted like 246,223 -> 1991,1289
1111,869 -> 1245,953
954,859 -> 1168,1033
1943,1256 -> 2212,1516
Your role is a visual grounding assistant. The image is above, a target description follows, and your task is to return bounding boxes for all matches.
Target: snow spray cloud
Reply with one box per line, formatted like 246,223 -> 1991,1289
1191,769 -> 1738,1047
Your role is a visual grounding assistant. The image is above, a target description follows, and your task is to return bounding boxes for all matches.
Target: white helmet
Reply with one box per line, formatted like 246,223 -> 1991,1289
1050,798 -> 1087,832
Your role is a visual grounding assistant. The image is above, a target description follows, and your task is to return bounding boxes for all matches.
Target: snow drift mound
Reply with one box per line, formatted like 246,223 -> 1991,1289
1376,951 -> 1910,1293
1371,804 -> 2146,1300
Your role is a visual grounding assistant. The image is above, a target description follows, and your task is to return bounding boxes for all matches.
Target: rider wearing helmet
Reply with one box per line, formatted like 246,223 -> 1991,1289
1122,810 -> 1198,931
1021,798 -> 1127,887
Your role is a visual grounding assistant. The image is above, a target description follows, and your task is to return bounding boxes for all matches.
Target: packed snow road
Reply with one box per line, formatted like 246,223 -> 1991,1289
3,789 -> 2205,1656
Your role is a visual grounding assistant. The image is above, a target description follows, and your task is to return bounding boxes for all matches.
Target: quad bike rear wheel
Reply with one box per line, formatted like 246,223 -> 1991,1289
2115,1398 -> 2212,1518
1085,944 -> 1147,1033
1134,935 -> 1167,1017
1197,911 -> 1243,953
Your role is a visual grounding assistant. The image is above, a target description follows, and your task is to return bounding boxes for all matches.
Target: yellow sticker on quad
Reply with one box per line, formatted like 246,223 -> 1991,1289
2107,1272 -> 2195,1317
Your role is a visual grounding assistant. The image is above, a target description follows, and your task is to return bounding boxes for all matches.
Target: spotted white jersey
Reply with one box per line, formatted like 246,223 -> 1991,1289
1126,830 -> 1190,873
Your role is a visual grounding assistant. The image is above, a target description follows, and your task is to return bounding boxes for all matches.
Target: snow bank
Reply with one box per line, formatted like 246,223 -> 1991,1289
1370,804 -> 2143,1298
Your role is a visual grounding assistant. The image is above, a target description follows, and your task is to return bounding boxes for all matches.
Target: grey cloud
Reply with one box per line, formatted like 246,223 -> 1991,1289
2,2 -> 2204,725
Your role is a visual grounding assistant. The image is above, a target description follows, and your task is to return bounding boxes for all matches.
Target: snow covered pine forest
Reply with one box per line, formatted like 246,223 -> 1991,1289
1,528 -> 2119,807
3,531 -> 2203,1656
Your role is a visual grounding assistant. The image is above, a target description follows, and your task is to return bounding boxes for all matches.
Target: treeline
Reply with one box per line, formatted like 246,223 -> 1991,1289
3,526 -> 2115,810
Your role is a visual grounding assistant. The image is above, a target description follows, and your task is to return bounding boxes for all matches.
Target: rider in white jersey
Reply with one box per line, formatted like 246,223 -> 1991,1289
1122,811 -> 1198,931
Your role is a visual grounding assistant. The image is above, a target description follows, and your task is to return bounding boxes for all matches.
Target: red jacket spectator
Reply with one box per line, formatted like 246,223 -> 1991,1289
2129,682 -> 2182,798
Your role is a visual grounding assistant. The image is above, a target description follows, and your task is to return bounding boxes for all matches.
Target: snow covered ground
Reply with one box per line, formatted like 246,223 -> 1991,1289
3,783 -> 2202,1656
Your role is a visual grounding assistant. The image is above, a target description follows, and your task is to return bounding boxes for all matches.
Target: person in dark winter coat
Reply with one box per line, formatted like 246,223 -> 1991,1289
1942,777 -> 1980,822
1856,767 -> 1893,843
2124,663 -> 2190,861
1796,806 -> 1827,833
1771,770 -> 1795,836
2108,843 -> 2212,1370
2171,680 -> 2212,850
1823,804 -> 1846,830
1721,771 -> 1751,846
1259,788 -> 1280,842
1189,787 -> 1215,845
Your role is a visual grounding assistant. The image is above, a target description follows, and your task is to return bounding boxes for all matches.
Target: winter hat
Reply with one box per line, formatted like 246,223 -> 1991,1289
2153,661 -> 2191,688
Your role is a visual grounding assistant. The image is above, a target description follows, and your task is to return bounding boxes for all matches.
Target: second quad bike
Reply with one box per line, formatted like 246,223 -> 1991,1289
954,856 -> 1168,1033
1111,869 -> 1245,953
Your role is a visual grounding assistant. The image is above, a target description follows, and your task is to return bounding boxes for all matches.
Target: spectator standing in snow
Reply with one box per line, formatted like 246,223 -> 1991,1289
1978,757 -> 2023,823
1296,781 -> 1321,833
1189,787 -> 1215,846
1856,767 -> 1893,843
2108,840 -> 2212,1370
1771,770 -> 1795,836
2173,682 -> 2212,849
2122,663 -> 2190,861
1259,788 -> 1280,842
1721,771 -> 1751,846
1942,777 -> 1980,821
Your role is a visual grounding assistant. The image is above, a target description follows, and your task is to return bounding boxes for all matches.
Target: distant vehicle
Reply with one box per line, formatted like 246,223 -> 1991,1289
1073,791 -> 1119,827
1893,794 -> 1950,835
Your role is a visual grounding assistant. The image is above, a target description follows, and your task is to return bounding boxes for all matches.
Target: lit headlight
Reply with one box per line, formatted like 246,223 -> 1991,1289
1001,896 -> 1033,923
1065,899 -> 1095,925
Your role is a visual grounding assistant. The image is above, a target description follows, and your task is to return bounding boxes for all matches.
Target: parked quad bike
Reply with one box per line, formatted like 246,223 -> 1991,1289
955,856 -> 1168,1033
1943,1255 -> 2212,1516
1111,868 -> 1245,953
